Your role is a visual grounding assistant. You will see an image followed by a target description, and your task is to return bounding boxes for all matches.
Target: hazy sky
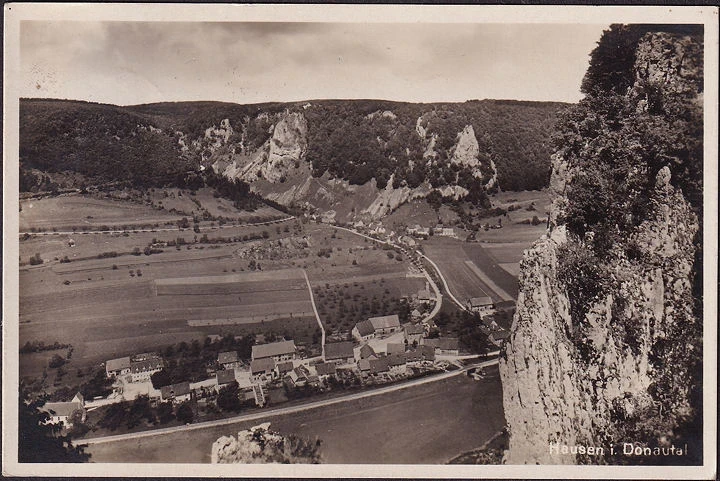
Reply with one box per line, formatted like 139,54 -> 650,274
20,22 -> 608,106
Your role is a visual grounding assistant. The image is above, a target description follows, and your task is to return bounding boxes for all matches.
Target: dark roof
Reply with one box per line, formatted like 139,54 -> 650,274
160,382 -> 191,399
358,359 -> 371,371
354,320 -> 375,337
405,350 -> 422,362
324,341 -> 354,361
387,353 -> 406,367
369,357 -> 389,374
130,358 -> 164,373
218,351 -> 239,364
359,343 -> 376,359
437,337 -> 460,351
250,357 -> 276,374
422,338 -> 439,348
404,324 -> 425,336
252,340 -> 296,360
491,329 -> 512,341
419,345 -> 435,360
216,369 -> 236,385
386,343 -> 406,355
315,362 -> 337,376
276,361 -> 294,373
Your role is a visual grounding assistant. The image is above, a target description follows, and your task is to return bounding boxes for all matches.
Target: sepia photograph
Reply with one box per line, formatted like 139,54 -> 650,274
2,4 -> 717,478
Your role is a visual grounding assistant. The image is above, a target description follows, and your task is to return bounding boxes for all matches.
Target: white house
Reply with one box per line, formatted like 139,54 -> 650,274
251,340 -> 296,363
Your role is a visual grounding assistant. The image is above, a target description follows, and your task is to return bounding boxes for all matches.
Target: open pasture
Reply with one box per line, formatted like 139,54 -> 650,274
462,244 -> 519,300
19,194 -> 182,231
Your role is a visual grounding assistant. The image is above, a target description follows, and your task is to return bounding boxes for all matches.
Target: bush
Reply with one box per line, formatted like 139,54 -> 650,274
29,253 -> 43,265
48,354 -> 66,369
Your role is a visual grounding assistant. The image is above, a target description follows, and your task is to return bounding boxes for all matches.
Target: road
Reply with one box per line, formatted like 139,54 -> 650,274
80,357 -> 499,446
20,216 -> 296,237
303,269 -> 325,357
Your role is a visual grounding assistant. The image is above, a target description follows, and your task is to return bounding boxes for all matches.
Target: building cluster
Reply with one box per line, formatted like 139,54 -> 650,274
39,392 -> 86,428
406,224 -> 456,238
105,352 -> 164,383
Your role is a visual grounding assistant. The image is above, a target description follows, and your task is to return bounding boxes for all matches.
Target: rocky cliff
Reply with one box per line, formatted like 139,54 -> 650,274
500,26 -> 703,465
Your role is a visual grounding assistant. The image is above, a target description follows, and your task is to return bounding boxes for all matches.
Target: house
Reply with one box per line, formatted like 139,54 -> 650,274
433,224 -> 444,235
352,320 -> 376,341
441,227 -> 455,237
422,337 -> 460,356
105,357 -> 131,378
160,382 -> 191,403
129,357 -> 164,383
251,340 -> 296,362
418,344 -> 436,361
216,369 -> 237,388
41,400 -> 85,427
218,351 -> 242,369
275,360 -> 294,378
358,343 -> 377,360
250,357 -> 276,382
367,314 -> 401,336
286,365 -> 310,387
358,359 -> 371,373
417,289 -> 435,303
387,353 -> 407,369
404,349 -> 422,363
404,324 -> 425,345
490,329 -> 512,347
323,341 -> 355,364
315,362 -> 337,378
467,296 -> 495,314
369,357 -> 390,375
386,343 -> 406,356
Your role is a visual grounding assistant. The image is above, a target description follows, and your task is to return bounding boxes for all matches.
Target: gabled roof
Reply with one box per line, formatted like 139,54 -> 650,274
386,343 -> 406,355
404,323 -> 425,336
359,344 -> 376,359
419,345 -> 435,360
315,362 -> 337,376
405,350 -> 422,362
324,341 -> 354,361
358,359 -> 371,371
218,351 -> 239,364
469,296 -> 493,307
368,314 -> 400,330
437,337 -> 460,351
106,357 -> 131,372
387,353 -> 407,367
422,338 -> 440,348
216,369 -> 237,385
41,401 -> 83,418
417,290 -> 434,300
491,329 -> 511,342
160,382 -> 191,399
354,320 -> 375,337
252,340 -> 296,360
276,361 -> 294,373
130,358 -> 164,373
250,357 -> 276,374
369,357 -> 389,374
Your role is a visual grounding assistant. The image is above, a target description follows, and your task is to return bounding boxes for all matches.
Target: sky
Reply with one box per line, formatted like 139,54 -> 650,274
20,22 -> 608,106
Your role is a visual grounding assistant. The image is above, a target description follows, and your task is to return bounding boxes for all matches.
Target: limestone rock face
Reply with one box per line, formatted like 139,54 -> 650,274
499,30 -> 702,465
450,125 -> 499,189
260,112 -> 308,182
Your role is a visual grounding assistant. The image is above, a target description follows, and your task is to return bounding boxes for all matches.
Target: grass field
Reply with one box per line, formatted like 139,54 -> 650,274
86,369 -> 505,464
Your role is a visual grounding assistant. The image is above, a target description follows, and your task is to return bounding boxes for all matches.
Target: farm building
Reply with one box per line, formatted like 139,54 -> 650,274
216,369 -> 237,388
467,296 -> 495,314
352,320 -> 376,341
129,357 -> 164,383
358,359 -> 371,372
407,225 -> 430,237
387,353 -> 407,369
250,357 -> 276,382
315,362 -> 337,378
218,351 -> 242,369
490,329 -> 512,347
323,341 -> 355,364
41,399 -> 86,427
422,337 -> 460,356
160,382 -> 191,403
386,343 -> 406,356
357,343 -> 377,360
105,356 -> 131,378
416,288 -> 436,303
404,324 -> 425,345
369,357 -> 390,375
286,365 -> 311,387
251,340 -> 296,362
418,344 -> 436,361
368,314 -> 401,335
275,361 -> 294,377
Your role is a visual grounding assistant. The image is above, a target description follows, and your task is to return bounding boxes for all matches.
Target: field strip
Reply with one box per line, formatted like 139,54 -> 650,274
188,313 -> 315,326
155,268 -> 305,285
80,357 -> 500,446
415,250 -> 467,311
464,260 -> 513,301
303,269 -> 325,358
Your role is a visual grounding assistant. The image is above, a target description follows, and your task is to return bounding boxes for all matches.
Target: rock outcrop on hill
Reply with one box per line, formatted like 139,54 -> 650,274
500,25 -> 703,465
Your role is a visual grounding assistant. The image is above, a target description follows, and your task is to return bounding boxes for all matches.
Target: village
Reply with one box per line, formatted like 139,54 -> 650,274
39,277 -> 512,434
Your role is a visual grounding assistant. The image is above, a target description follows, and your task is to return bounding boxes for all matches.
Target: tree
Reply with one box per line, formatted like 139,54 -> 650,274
29,253 -> 43,265
18,388 -> 90,463
48,354 -> 66,369
176,401 -> 194,424
217,381 -> 241,412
